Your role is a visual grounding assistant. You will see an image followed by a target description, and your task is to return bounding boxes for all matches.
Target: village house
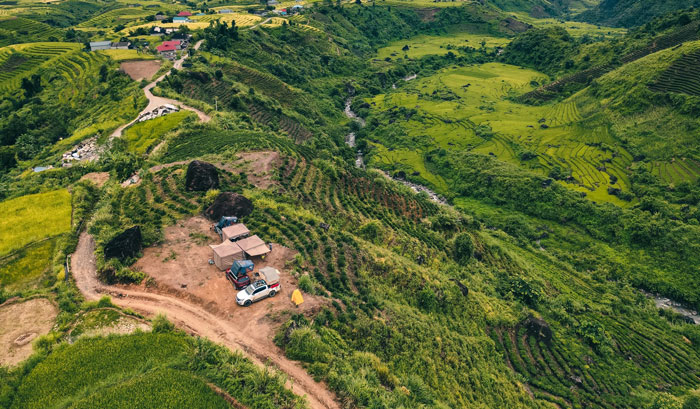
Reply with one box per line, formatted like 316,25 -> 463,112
219,9 -> 232,13
177,10 -> 192,17
156,43 -> 177,58
154,14 -> 167,21
89,41 -> 111,51
173,16 -> 190,23
162,39 -> 182,50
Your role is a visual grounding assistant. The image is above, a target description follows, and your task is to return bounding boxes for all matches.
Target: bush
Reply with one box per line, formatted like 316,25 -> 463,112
298,274 -> 315,293
152,313 -> 175,333
453,233 -> 474,265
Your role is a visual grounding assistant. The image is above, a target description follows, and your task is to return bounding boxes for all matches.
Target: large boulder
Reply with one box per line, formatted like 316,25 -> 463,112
104,226 -> 142,260
185,160 -> 219,191
204,192 -> 254,221
523,315 -> 552,344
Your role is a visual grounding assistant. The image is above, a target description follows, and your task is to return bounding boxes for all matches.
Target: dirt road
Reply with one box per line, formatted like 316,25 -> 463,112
71,232 -> 339,409
111,40 -> 211,138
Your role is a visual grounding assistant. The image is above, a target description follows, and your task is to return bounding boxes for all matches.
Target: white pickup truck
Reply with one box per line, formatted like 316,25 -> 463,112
236,267 -> 281,307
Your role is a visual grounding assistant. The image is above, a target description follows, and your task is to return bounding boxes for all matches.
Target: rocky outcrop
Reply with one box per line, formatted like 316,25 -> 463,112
204,192 -> 254,221
104,226 -> 142,260
185,160 -> 219,191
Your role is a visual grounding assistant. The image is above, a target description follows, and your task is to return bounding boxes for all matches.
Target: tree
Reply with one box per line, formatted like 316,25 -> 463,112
99,64 -> 109,82
21,74 -> 41,98
402,44 -> 409,52
202,20 -> 239,51
453,233 -> 474,265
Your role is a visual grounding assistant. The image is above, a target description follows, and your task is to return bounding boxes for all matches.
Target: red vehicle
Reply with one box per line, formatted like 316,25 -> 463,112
226,268 -> 251,289
225,260 -> 253,289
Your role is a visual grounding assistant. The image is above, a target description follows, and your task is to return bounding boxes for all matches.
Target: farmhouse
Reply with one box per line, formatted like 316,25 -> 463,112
219,9 -> 232,13
162,39 -> 182,49
156,43 -> 177,58
177,10 -> 192,16
173,16 -> 190,23
89,41 -> 111,51
154,14 -> 167,21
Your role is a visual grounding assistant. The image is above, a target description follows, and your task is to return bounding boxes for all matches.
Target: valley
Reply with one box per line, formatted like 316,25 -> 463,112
2,0 -> 700,408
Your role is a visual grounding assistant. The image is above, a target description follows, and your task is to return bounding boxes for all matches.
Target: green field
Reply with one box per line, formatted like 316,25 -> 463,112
365,62 -> 633,205
0,238 -> 56,290
98,49 -> 155,62
510,13 -> 628,38
0,190 -> 71,256
123,110 -> 194,154
9,333 -> 230,409
377,33 -> 511,60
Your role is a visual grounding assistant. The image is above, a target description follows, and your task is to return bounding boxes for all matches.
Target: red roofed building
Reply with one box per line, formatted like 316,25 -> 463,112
156,43 -> 177,58
161,39 -> 182,49
156,43 -> 176,52
177,11 -> 192,16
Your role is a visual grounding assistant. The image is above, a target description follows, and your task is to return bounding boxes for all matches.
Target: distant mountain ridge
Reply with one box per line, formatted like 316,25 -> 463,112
577,0 -> 700,27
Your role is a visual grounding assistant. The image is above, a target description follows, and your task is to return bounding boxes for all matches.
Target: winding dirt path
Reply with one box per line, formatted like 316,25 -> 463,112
71,232 -> 339,409
111,40 -> 211,138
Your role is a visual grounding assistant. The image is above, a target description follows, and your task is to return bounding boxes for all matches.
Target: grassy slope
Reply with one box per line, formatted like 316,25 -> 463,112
6,331 -> 303,409
365,62 -> 632,205
0,189 -> 71,256
574,40 -> 700,166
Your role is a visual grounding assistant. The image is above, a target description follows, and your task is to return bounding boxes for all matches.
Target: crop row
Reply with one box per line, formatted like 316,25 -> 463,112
650,48 -> 700,96
0,17 -> 63,45
248,103 -> 313,143
77,7 -> 151,28
221,62 -> 303,108
545,100 -> 582,127
649,158 -> 700,183
278,159 -> 443,251
162,129 -> 312,162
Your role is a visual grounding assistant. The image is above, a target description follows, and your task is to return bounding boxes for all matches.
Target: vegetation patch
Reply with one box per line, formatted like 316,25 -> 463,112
0,189 -> 71,256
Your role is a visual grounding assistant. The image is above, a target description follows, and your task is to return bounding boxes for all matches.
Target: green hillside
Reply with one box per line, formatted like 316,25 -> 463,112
2,1 -> 700,409
577,0 -> 700,27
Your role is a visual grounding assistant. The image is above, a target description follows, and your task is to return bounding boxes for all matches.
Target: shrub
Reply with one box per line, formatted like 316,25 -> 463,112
298,274 -> 315,293
453,233 -> 474,265
152,314 -> 175,333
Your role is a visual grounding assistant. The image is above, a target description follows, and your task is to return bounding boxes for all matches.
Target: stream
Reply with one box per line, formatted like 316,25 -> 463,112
643,291 -> 700,324
344,97 -> 365,168
344,95 -> 446,205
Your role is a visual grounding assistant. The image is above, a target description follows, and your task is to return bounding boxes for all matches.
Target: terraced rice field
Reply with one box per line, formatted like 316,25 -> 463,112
76,7 -> 151,28
366,63 -> 635,204
649,158 -> 700,184
193,13 -> 261,27
0,17 -> 63,46
0,42 -> 80,93
650,48 -> 700,96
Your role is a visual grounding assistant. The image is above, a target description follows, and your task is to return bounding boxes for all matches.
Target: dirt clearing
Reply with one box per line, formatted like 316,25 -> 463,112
132,215 -> 323,318
121,60 -> 162,81
0,298 -> 57,366
80,171 -> 110,188
72,229 -> 339,409
220,151 -> 281,189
